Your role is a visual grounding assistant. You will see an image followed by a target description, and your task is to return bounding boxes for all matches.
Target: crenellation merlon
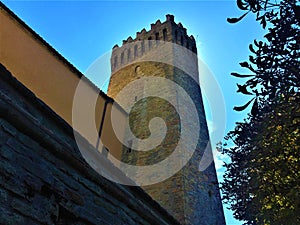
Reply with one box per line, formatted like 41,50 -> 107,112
166,14 -> 174,22
111,14 -> 198,73
118,15 -> 195,47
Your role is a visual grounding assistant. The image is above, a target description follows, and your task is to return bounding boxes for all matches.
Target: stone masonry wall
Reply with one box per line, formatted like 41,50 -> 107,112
107,15 -> 226,225
108,61 -> 185,222
0,63 -> 180,225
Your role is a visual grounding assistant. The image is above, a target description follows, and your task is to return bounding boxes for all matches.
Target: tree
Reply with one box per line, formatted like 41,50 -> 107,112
221,0 -> 300,224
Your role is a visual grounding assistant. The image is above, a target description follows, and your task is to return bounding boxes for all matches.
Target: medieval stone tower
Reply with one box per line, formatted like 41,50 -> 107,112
107,15 -> 225,225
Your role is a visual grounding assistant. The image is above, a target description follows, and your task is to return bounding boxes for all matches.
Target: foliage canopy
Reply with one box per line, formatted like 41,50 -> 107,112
222,0 -> 300,224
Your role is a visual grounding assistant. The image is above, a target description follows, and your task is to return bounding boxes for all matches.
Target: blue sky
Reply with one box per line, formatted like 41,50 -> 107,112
2,1 -> 267,224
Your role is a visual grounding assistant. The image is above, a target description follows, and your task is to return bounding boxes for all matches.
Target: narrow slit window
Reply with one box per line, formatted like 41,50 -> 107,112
114,56 -> 117,67
148,37 -> 152,49
134,45 -> 138,58
141,41 -> 145,54
127,49 -> 131,60
163,29 -> 167,41
155,32 -> 159,42
121,52 -> 124,64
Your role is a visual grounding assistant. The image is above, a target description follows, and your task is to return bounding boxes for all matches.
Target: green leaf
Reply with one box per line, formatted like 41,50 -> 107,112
248,64 -> 256,73
240,61 -> 249,68
233,98 -> 255,111
249,55 -> 256,64
237,0 -> 248,10
227,12 -> 249,23
260,16 -> 267,29
231,72 -> 255,78
237,84 -> 253,95
249,44 -> 256,54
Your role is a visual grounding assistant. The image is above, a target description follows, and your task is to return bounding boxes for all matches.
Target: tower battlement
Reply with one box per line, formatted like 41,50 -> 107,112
111,14 -> 197,73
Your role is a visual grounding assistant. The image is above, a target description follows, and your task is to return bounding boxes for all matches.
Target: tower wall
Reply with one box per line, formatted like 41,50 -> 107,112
108,15 -> 225,225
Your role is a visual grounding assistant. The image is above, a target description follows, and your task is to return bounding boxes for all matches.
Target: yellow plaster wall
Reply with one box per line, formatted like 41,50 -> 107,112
0,5 -> 124,161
